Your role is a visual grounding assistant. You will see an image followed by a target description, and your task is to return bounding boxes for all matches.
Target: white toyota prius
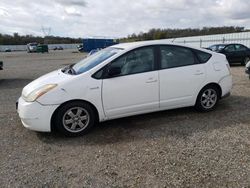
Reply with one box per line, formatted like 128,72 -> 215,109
17,41 -> 232,136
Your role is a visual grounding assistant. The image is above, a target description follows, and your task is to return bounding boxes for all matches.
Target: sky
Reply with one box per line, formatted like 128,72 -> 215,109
0,0 -> 250,38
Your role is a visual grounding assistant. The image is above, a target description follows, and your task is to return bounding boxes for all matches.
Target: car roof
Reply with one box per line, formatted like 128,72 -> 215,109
211,44 -> 226,46
113,39 -> 208,52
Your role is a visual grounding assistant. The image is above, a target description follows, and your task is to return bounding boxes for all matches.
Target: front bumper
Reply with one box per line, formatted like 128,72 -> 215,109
17,97 -> 59,132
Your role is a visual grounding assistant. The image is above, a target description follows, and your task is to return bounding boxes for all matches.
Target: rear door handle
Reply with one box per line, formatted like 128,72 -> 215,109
194,73 -> 204,75
146,77 -> 157,83
194,70 -> 204,75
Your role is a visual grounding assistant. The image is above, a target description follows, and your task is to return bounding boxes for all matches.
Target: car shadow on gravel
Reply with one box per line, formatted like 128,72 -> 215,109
230,64 -> 243,67
0,78 -> 33,89
36,95 -> 250,146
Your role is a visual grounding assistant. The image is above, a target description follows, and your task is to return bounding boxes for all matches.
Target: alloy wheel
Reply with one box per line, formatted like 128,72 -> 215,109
62,107 -> 90,133
200,88 -> 218,109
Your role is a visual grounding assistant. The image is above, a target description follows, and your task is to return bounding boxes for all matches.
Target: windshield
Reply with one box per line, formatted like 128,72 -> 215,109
217,45 -> 226,51
72,47 -> 122,75
209,44 -> 226,52
29,43 -> 37,46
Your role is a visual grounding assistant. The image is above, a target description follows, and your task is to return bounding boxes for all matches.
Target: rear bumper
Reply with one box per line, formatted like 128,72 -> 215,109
17,97 -> 59,132
219,75 -> 233,98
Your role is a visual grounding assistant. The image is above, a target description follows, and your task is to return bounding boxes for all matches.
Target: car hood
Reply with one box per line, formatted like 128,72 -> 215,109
22,69 -> 71,98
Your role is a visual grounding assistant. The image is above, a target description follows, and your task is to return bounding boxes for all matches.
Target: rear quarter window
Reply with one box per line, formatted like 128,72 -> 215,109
195,50 -> 212,63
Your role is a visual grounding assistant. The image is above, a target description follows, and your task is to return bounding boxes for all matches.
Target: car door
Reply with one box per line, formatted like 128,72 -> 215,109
102,46 -> 159,118
223,44 -> 238,63
234,44 -> 249,62
159,45 -> 206,109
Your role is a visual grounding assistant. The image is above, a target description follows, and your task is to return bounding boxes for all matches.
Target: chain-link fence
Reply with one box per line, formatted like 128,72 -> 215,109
2,31 -> 250,51
164,31 -> 250,48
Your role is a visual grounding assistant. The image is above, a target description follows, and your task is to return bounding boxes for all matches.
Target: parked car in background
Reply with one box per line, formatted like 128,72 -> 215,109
207,43 -> 250,65
58,46 -> 63,50
0,61 -> 3,70
77,44 -> 84,52
53,46 -> 64,51
17,41 -> 232,136
27,43 -> 38,53
4,48 -> 11,52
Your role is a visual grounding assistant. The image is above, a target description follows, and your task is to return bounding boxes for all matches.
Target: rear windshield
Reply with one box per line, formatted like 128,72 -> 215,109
72,47 -> 122,75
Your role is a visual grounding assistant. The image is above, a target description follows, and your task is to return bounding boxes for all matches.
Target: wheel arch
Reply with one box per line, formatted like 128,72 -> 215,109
50,99 -> 100,132
197,83 -> 222,100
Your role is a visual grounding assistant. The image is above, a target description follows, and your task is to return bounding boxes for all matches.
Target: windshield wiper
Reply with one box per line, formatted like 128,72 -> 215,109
62,63 -> 76,75
68,63 -> 76,75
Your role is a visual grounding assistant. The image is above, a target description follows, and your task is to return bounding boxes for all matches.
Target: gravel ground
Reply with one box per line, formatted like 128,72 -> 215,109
0,50 -> 249,187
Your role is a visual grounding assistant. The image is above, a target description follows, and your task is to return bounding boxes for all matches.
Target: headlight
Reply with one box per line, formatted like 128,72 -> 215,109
23,84 -> 57,102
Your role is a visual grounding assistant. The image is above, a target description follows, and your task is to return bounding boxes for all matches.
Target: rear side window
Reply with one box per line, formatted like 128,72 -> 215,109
195,50 -> 212,63
160,46 -> 196,69
235,44 -> 248,51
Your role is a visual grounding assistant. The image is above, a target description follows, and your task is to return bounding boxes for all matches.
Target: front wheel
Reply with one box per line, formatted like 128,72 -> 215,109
195,86 -> 219,112
54,101 -> 96,136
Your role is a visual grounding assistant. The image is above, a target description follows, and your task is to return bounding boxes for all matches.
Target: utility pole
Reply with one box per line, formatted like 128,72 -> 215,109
41,26 -> 51,44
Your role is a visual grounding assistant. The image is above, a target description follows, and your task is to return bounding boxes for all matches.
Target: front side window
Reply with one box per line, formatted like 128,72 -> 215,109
160,46 -> 196,69
107,47 -> 154,76
72,47 -> 122,75
224,45 -> 235,52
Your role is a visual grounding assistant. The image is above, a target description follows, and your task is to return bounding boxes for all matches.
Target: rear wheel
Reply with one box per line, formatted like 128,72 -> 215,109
195,86 -> 219,112
54,101 -> 96,136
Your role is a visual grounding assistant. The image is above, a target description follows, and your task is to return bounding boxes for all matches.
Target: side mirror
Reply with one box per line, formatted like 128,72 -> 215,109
108,66 -> 121,77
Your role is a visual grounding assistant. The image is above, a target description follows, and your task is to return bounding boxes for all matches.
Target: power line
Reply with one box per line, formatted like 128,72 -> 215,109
41,26 -> 51,37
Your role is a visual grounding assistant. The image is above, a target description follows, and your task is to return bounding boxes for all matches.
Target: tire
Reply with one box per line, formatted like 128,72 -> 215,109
54,101 -> 96,136
195,85 -> 220,112
242,57 -> 250,66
